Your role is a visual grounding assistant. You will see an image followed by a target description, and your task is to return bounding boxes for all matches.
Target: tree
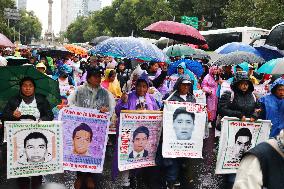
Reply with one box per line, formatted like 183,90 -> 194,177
0,0 -> 16,39
65,16 -> 89,43
16,10 -> 42,44
222,0 -> 284,29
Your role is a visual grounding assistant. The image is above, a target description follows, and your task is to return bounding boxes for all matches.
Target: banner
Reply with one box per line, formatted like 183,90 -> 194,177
253,84 -> 268,99
118,110 -> 163,171
220,81 -> 232,97
6,121 -> 63,178
162,101 -> 207,158
193,90 -> 206,104
58,107 -> 110,173
215,117 -> 271,174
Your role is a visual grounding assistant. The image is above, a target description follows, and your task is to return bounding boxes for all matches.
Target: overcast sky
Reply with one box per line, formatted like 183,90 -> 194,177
26,0 -> 113,35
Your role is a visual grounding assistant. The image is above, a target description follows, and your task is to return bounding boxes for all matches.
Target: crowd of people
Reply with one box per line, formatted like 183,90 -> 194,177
0,46 -> 283,189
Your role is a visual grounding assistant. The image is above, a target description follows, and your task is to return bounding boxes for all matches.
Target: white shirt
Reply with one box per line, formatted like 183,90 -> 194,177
133,150 -> 145,158
180,94 -> 187,101
18,99 -> 40,120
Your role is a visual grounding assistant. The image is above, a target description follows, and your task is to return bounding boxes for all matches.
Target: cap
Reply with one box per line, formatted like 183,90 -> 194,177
181,79 -> 191,84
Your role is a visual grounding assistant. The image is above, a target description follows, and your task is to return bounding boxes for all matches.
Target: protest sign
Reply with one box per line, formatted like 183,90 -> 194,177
193,90 -> 206,104
162,101 -> 207,158
253,84 -> 268,99
215,116 -> 271,174
58,107 -> 110,173
118,110 -> 163,171
220,81 -> 232,97
6,121 -> 63,178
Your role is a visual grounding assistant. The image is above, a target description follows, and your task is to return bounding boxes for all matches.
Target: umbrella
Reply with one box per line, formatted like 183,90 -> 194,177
144,21 -> 206,45
168,59 -> 204,77
90,37 -> 168,62
0,33 -> 15,48
213,51 -> 265,66
257,58 -> 284,74
0,66 -> 61,112
191,49 -> 211,60
6,56 -> 29,66
89,36 -> 111,46
215,42 -> 261,56
39,47 -> 73,58
164,44 -> 196,57
64,44 -> 88,56
255,46 -> 284,61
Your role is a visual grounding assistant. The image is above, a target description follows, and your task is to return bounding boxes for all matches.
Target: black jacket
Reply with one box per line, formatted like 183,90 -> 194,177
2,94 -> 54,122
219,90 -> 257,119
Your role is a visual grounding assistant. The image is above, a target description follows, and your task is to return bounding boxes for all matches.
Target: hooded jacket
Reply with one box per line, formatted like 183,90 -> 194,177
201,66 -> 220,121
257,78 -> 284,137
219,72 -> 257,119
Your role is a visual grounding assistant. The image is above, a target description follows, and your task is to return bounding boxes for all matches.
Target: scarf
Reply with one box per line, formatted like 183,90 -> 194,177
20,93 -> 35,104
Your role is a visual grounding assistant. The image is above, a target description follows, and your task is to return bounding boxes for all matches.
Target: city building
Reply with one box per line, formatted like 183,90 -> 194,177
16,0 -> 27,10
61,0 -> 102,32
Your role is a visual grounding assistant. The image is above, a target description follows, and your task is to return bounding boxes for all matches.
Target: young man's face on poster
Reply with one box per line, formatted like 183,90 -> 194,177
25,138 -> 47,163
173,113 -> 195,140
233,135 -> 251,159
73,130 -> 92,155
133,133 -> 148,153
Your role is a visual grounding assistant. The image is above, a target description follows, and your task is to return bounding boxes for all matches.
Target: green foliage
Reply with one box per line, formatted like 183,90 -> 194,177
223,0 -> 284,29
16,10 -> 42,44
0,1 -> 42,44
65,0 -> 284,43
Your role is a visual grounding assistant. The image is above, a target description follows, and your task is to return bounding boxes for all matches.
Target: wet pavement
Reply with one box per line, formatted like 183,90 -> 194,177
0,129 -> 230,189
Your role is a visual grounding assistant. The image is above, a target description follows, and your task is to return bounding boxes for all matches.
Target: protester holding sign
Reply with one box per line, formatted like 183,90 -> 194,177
113,72 -> 160,189
162,76 -> 197,189
2,77 -> 54,189
217,72 -> 261,187
233,129 -> 284,189
68,67 -> 115,189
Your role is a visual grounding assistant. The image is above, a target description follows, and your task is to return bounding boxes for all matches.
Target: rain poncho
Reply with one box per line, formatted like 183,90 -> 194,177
201,66 -> 220,121
101,69 -> 122,98
168,62 -> 198,91
258,78 -> 284,137
112,74 -> 159,180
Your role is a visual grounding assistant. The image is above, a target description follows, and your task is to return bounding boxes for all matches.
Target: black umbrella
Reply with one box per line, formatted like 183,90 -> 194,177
38,47 -> 73,58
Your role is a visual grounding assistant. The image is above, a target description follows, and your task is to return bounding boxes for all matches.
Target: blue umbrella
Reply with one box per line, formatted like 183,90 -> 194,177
215,42 -> 261,56
255,46 -> 284,61
90,37 -> 168,62
168,59 -> 203,77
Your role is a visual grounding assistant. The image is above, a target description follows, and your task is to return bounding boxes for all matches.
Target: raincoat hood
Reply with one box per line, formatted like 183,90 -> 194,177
136,72 -> 150,87
209,66 -> 219,76
231,71 -> 254,93
176,62 -> 186,74
173,75 -> 193,94
271,78 -> 284,94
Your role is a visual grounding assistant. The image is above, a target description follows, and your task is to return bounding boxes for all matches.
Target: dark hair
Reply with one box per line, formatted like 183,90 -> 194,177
108,70 -> 116,78
271,84 -> 284,95
72,123 -> 93,141
235,128 -> 252,143
133,126 -> 149,140
149,61 -> 158,68
20,77 -> 36,88
173,107 -> 195,123
24,132 -> 48,148
86,68 -> 102,80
